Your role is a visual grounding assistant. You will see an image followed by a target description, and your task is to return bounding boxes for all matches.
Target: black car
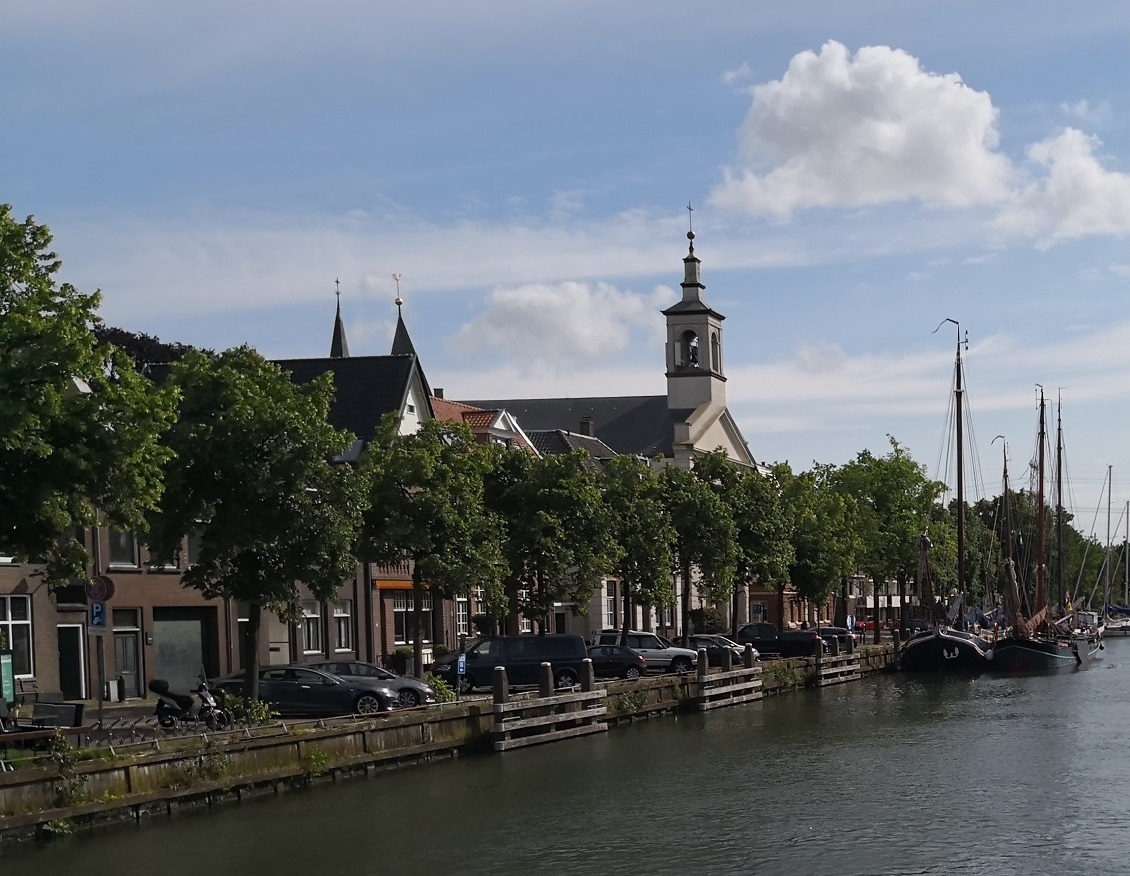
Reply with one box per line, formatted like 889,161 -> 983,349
814,626 -> 857,651
211,665 -> 399,718
587,645 -> 648,680
688,634 -> 757,666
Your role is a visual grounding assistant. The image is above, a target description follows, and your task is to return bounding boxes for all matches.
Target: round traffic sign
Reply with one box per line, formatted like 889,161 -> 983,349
85,574 -> 115,602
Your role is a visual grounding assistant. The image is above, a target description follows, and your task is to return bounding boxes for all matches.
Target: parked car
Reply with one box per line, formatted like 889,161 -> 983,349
814,626 -> 857,651
688,634 -> 758,666
210,665 -> 400,718
733,623 -> 825,659
903,617 -> 932,633
856,618 -> 884,631
587,645 -> 648,680
591,630 -> 699,674
308,659 -> 437,708
431,634 -> 589,693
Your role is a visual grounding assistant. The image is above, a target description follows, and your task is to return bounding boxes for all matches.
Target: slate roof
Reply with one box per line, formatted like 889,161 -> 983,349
277,355 -> 418,441
460,395 -> 675,459
527,430 -> 619,466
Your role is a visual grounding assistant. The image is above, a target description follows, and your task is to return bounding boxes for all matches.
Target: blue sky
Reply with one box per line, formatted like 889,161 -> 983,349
4,2 -> 1129,539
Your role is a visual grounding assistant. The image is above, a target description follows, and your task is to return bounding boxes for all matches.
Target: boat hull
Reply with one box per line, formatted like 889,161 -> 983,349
900,628 -> 994,672
988,635 -> 1088,672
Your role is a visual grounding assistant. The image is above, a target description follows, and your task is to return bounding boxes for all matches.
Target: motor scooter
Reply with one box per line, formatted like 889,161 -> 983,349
147,677 -> 232,730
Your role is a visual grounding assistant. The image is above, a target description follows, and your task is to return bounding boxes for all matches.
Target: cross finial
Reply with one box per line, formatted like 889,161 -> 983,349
686,201 -> 695,252
334,278 -> 341,306
393,273 -> 403,313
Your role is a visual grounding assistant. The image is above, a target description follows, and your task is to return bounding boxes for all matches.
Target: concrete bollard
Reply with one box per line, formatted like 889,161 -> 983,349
697,652 -> 708,687
744,643 -> 756,668
492,666 -> 509,705
845,633 -> 854,654
830,636 -> 840,657
582,658 -> 595,692
538,662 -> 554,697
721,645 -> 733,672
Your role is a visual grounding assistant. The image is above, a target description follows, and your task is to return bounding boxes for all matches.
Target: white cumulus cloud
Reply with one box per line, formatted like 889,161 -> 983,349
993,128 -> 1130,243
711,41 -> 1013,219
454,281 -> 671,371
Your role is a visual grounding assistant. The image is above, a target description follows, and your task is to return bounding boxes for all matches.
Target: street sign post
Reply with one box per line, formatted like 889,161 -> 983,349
89,600 -> 108,635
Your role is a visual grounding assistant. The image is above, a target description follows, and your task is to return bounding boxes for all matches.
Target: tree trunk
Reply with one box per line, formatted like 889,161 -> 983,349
412,563 -> 425,680
242,602 -> 262,702
680,558 -> 692,646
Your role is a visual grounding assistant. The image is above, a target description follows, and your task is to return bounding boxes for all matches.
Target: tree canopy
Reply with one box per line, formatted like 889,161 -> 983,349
146,346 -> 368,699
0,205 -> 174,581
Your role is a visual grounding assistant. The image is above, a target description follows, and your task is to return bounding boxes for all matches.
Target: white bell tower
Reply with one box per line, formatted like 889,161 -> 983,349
663,224 -> 726,413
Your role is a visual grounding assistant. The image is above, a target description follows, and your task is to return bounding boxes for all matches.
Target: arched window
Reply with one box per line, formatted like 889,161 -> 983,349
711,332 -> 720,372
680,330 -> 700,368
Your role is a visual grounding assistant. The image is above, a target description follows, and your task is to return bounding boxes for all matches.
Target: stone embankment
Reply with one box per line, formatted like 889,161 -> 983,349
0,642 -> 896,844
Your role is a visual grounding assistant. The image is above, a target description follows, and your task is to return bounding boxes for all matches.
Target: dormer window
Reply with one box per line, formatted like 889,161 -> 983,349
406,403 -> 415,414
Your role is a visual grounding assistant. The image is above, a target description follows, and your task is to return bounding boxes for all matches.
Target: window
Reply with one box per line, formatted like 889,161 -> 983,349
0,533 -> 16,564
0,595 -> 33,676
456,597 -> 469,637
302,601 -> 323,654
108,529 -> 139,567
186,530 -> 203,565
517,588 -> 532,634
604,581 -> 617,629
333,600 -> 353,652
662,603 -> 675,627
393,591 -> 432,645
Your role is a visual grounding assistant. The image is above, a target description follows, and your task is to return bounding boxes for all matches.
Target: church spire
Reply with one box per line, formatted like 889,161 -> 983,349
681,202 -> 704,301
330,278 -> 350,358
389,273 -> 417,357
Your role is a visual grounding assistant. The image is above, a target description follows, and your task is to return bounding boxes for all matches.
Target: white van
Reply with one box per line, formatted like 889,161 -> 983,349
592,630 -> 699,674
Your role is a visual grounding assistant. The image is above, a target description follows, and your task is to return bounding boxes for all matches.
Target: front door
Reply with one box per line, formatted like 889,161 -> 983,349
57,625 -> 86,700
113,631 -> 142,699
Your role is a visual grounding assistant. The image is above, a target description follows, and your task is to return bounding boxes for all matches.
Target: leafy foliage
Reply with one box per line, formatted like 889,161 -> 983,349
0,205 -> 174,581
146,346 -> 369,699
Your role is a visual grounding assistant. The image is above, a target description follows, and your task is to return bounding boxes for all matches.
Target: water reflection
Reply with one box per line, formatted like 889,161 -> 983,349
13,640 -> 1130,875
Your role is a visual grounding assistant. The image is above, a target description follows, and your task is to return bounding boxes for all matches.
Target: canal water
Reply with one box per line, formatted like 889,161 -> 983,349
10,639 -> 1130,875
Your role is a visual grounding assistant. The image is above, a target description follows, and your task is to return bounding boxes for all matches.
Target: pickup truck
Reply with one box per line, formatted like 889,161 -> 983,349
733,623 -> 824,659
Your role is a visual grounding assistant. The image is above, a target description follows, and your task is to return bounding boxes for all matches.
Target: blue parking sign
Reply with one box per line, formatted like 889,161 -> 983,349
90,600 -> 108,634
456,654 -> 466,676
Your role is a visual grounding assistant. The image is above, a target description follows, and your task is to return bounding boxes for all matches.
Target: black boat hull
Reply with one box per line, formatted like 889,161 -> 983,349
988,634 -> 1096,672
899,628 -> 994,672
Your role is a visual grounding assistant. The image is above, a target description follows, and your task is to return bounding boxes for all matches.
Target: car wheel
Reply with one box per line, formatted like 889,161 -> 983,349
554,668 -> 578,689
398,689 -> 421,708
624,666 -> 642,680
671,657 -> 693,673
354,693 -> 383,714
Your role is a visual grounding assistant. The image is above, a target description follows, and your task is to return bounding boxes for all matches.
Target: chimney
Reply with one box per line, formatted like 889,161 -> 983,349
434,388 -> 444,399
579,416 -> 595,437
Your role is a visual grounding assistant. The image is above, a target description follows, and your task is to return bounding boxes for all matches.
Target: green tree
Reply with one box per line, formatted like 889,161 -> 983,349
360,418 -> 505,677
692,452 -> 794,630
484,448 -> 617,634
601,456 -> 674,643
781,463 -> 858,627
834,438 -> 943,641
0,205 -> 173,581
146,347 -> 368,701
660,464 -> 738,644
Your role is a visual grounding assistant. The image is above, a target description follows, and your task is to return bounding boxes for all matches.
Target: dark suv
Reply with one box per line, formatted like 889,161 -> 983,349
814,626 -> 857,651
432,634 -> 588,693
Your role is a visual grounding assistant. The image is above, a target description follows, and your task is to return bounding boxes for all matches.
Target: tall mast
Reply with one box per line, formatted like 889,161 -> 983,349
1105,465 -> 1113,607
955,328 -> 966,599
1036,387 -> 1047,615
1055,398 -> 1064,609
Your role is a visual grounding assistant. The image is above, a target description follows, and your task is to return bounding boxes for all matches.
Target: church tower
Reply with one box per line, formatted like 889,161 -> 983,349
663,227 -> 726,414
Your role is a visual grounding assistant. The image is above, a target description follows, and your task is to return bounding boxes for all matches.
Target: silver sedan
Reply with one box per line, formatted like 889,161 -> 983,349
309,660 -> 437,708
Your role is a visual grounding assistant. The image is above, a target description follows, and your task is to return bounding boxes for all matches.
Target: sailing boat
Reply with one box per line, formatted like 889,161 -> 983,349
1103,500 -> 1130,636
989,390 -> 1102,671
900,321 -> 994,672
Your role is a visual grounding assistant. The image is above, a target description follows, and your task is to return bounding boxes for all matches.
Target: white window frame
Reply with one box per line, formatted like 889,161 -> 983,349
107,529 -> 140,568
393,591 -> 433,645
0,595 -> 34,677
301,601 -> 323,654
604,580 -> 616,629
456,597 -> 470,637
333,600 -> 353,652
518,587 -> 532,633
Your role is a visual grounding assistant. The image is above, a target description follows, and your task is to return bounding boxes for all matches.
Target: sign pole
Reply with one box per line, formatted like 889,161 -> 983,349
96,639 -> 105,728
